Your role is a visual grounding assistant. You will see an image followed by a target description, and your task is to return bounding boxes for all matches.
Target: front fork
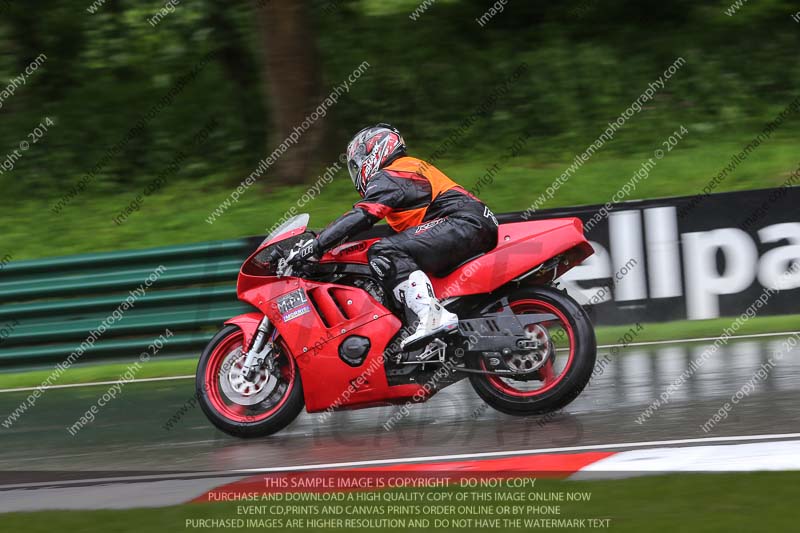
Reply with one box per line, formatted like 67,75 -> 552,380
241,316 -> 275,381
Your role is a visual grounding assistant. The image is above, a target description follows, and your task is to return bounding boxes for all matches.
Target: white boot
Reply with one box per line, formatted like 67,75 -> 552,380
400,270 -> 459,350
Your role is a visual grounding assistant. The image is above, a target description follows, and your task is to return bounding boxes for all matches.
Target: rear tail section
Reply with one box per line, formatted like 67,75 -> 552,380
431,218 -> 593,298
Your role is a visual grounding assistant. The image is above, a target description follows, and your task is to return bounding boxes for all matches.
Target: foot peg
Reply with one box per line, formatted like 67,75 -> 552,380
399,338 -> 448,364
401,322 -> 458,352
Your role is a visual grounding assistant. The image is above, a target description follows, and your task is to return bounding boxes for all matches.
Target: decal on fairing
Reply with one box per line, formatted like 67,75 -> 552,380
331,241 -> 368,256
282,305 -> 311,322
277,289 -> 311,322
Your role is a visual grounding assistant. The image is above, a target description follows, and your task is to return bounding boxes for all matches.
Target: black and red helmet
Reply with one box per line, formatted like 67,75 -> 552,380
346,123 -> 406,197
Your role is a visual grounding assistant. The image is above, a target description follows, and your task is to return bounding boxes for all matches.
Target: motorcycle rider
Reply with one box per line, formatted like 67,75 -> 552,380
290,123 -> 498,349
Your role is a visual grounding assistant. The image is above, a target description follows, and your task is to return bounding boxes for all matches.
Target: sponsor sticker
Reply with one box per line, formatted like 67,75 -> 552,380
331,241 -> 368,256
282,305 -> 311,322
277,289 -> 310,322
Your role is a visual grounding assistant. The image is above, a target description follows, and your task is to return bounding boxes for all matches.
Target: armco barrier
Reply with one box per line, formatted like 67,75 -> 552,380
0,239 -> 257,366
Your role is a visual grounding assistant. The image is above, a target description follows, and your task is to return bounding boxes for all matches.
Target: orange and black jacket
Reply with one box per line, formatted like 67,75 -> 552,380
316,156 -> 486,251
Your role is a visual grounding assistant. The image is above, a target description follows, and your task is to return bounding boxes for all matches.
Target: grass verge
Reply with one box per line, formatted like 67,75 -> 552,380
0,357 -> 196,391
594,313 -> 800,346
2,472 -> 799,532
0,314 -> 796,391
2,133 -> 797,260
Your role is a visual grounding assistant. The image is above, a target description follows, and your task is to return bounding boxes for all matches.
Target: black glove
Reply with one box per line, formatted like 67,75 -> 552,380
287,238 -> 320,265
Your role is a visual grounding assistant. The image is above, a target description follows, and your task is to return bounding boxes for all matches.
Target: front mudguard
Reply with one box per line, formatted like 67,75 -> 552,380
224,312 -> 264,353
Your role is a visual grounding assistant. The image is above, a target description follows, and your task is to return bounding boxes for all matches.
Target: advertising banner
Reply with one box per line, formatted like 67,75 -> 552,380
502,186 -> 800,324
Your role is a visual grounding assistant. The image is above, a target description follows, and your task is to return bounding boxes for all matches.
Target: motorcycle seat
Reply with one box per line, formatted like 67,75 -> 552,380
435,253 -> 485,277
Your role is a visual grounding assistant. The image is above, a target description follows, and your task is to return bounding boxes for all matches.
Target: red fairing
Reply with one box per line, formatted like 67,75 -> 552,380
295,313 -> 430,413
431,218 -> 593,299
234,275 -> 429,412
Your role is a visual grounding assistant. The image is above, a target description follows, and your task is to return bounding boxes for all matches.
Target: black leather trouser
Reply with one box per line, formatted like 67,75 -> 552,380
366,203 -> 498,296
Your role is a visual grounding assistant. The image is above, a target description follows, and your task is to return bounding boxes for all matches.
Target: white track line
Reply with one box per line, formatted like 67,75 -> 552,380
0,330 -> 796,394
597,330 -> 798,350
1,432 -> 799,490
0,375 -> 194,394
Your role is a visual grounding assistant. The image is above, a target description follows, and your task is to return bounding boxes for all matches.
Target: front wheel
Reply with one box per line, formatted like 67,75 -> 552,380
467,286 -> 596,416
196,325 -> 304,438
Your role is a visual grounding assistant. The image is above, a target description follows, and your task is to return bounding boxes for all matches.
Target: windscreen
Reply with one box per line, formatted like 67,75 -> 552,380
260,214 -> 310,247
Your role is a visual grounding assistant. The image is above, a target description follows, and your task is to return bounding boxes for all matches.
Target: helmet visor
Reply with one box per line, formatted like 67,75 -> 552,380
348,159 -> 359,184
347,141 -> 366,193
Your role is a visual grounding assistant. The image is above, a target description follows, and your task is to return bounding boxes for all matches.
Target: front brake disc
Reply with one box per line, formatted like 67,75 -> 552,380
219,348 -> 278,406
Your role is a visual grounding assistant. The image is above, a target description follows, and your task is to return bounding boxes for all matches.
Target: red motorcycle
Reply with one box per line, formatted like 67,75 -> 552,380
197,213 -> 596,437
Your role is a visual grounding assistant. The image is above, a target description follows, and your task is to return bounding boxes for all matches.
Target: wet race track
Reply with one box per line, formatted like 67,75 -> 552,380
0,334 -> 798,510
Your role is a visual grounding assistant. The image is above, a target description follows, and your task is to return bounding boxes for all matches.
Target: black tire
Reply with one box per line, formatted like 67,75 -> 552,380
467,286 -> 596,416
196,325 -> 304,438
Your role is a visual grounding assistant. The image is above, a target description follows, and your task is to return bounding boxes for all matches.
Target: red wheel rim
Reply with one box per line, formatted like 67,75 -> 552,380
482,299 -> 575,397
204,330 -> 296,423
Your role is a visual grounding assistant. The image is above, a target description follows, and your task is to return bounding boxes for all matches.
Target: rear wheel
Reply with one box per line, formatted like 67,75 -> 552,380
197,325 -> 304,437
467,286 -> 596,415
